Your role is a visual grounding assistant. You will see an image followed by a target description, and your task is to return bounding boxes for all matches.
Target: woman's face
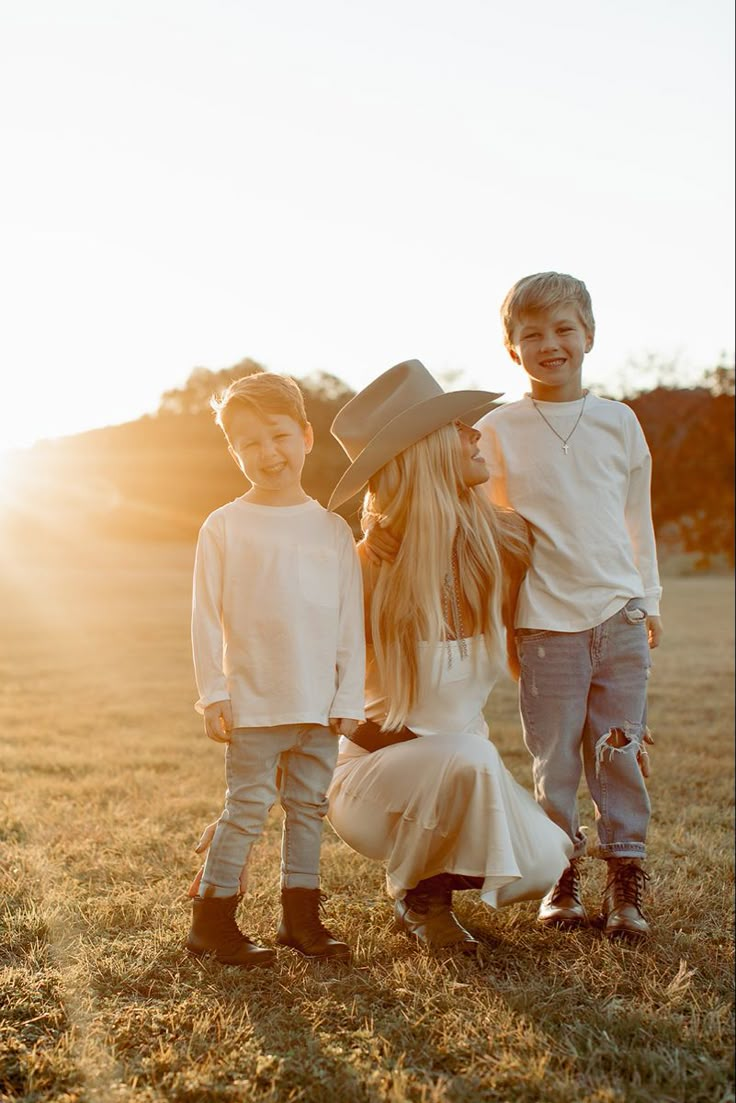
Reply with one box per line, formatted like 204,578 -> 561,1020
455,421 -> 490,487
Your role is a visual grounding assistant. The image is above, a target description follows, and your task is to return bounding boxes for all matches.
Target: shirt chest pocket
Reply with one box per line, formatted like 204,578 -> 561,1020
297,545 -> 339,609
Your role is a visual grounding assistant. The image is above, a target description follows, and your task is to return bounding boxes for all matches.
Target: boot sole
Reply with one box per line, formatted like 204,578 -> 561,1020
537,915 -> 589,930
186,942 -> 275,967
393,917 -> 479,954
275,939 -> 351,960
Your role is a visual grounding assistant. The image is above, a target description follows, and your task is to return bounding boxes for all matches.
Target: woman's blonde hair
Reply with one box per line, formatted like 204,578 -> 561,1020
362,423 -> 529,730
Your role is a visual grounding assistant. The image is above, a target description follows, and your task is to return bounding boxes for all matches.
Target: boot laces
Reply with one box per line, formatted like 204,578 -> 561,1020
552,861 -> 582,905
611,863 -> 648,909
301,891 -> 335,940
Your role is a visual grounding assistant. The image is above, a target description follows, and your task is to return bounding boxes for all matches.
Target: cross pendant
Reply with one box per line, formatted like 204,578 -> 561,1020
563,443 -> 569,454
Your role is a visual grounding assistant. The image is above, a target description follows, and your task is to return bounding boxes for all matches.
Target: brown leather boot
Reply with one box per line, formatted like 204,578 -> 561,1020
186,895 -> 275,967
600,859 -> 650,940
537,859 -> 588,928
276,887 -> 351,959
394,875 -> 479,954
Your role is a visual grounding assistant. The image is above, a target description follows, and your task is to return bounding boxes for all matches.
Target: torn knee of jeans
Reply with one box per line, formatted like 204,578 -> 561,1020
594,722 -> 643,776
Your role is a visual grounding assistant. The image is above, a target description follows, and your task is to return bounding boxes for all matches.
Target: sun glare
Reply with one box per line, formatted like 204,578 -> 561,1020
0,449 -> 38,527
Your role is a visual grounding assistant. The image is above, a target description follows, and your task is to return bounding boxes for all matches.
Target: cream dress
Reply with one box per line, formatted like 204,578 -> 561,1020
327,636 -> 573,907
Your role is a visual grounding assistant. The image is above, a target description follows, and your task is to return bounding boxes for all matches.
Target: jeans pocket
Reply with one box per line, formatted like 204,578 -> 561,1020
515,628 -> 552,644
622,599 -> 647,626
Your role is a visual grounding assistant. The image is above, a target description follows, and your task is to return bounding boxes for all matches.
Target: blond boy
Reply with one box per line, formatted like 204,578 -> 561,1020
476,272 -> 662,939
186,372 -> 364,966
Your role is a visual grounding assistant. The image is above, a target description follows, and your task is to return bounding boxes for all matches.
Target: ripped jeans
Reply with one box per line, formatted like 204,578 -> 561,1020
517,599 -> 651,860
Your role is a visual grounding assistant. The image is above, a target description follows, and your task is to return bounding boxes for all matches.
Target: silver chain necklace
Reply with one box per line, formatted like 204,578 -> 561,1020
530,391 -> 588,454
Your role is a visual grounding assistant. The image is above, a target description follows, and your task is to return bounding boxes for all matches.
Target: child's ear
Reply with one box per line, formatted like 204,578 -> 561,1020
304,423 -> 314,454
508,347 -> 522,366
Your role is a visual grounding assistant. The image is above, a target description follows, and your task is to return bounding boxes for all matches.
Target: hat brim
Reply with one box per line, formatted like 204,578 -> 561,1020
328,389 -> 502,511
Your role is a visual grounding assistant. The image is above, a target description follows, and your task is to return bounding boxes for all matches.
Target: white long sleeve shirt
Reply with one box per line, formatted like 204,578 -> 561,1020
476,393 -> 662,632
191,497 -> 365,728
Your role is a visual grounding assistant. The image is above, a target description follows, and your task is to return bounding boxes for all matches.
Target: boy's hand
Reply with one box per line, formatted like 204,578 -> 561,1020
637,727 -> 655,778
329,717 -> 360,738
646,615 -> 663,649
359,525 -> 400,566
204,700 -> 233,743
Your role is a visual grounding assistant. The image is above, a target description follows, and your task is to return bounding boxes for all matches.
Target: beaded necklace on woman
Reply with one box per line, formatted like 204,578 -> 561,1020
443,544 -> 468,667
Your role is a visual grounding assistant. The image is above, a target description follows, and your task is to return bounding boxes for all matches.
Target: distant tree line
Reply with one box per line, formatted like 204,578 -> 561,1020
13,358 -> 734,567
624,364 -> 734,567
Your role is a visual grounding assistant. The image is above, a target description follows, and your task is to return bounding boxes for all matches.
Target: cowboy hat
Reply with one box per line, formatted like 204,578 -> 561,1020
328,359 -> 502,511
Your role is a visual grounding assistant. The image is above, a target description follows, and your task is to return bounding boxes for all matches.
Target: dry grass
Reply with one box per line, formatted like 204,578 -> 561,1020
0,536 -> 733,1103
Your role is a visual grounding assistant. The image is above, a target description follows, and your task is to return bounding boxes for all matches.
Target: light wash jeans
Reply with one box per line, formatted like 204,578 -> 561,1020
198,724 -> 339,898
517,599 -> 651,861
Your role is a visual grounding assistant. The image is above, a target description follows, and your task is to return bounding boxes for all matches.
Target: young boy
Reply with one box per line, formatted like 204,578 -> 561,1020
186,371 -> 365,967
476,271 -> 663,939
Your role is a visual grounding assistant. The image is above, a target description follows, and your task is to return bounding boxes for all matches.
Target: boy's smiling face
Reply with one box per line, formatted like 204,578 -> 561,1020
227,405 -> 313,505
510,301 -> 593,401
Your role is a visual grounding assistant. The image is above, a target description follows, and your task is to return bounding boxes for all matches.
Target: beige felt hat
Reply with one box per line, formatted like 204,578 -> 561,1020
328,359 -> 502,511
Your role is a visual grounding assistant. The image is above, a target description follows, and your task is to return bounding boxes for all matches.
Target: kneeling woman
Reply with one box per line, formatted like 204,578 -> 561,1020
327,360 -> 572,952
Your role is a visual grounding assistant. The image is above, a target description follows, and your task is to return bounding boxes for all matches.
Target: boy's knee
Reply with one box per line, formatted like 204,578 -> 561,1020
594,723 -> 644,777
282,793 -> 330,819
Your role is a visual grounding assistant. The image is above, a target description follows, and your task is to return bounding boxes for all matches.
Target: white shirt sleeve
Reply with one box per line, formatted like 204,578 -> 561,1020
329,525 -> 366,721
191,518 -> 229,712
477,417 -> 512,508
625,446 -> 662,616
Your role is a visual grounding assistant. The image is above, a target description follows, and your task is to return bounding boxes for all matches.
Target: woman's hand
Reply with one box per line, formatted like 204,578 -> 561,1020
330,717 -> 360,738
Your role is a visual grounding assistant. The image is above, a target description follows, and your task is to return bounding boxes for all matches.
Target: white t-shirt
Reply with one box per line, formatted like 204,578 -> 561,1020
191,497 -> 365,728
476,393 -> 662,632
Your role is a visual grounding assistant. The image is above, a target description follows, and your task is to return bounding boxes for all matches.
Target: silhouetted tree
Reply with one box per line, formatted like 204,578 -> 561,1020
627,363 -> 735,567
12,358 -> 732,560
158,359 -> 265,415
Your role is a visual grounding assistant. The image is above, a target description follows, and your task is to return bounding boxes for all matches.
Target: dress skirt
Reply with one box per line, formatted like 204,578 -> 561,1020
327,731 -> 573,908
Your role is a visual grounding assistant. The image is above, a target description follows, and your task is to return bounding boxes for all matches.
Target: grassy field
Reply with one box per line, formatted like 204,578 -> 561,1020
0,537 -> 733,1103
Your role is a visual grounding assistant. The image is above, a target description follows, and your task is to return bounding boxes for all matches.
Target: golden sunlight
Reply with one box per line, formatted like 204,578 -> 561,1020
0,449 -> 23,505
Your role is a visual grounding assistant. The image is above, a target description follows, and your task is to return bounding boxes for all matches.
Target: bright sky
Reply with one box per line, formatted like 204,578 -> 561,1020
1,0 -> 733,450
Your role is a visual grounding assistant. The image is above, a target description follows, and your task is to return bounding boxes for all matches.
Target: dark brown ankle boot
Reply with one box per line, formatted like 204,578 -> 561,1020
394,875 -> 478,954
537,859 -> 588,928
276,887 -> 351,959
600,859 -> 650,940
186,895 -> 275,967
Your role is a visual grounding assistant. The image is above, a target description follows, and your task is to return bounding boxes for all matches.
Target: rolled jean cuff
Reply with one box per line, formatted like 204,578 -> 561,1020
597,842 -> 647,860
281,872 -> 320,889
197,879 -> 239,898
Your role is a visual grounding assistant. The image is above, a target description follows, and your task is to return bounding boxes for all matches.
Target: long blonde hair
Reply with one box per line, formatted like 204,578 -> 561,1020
361,423 -> 529,730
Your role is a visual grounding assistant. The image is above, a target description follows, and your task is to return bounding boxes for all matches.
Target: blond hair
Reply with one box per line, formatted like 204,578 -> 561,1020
501,271 -> 595,353
362,424 -> 530,730
211,372 -> 308,440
